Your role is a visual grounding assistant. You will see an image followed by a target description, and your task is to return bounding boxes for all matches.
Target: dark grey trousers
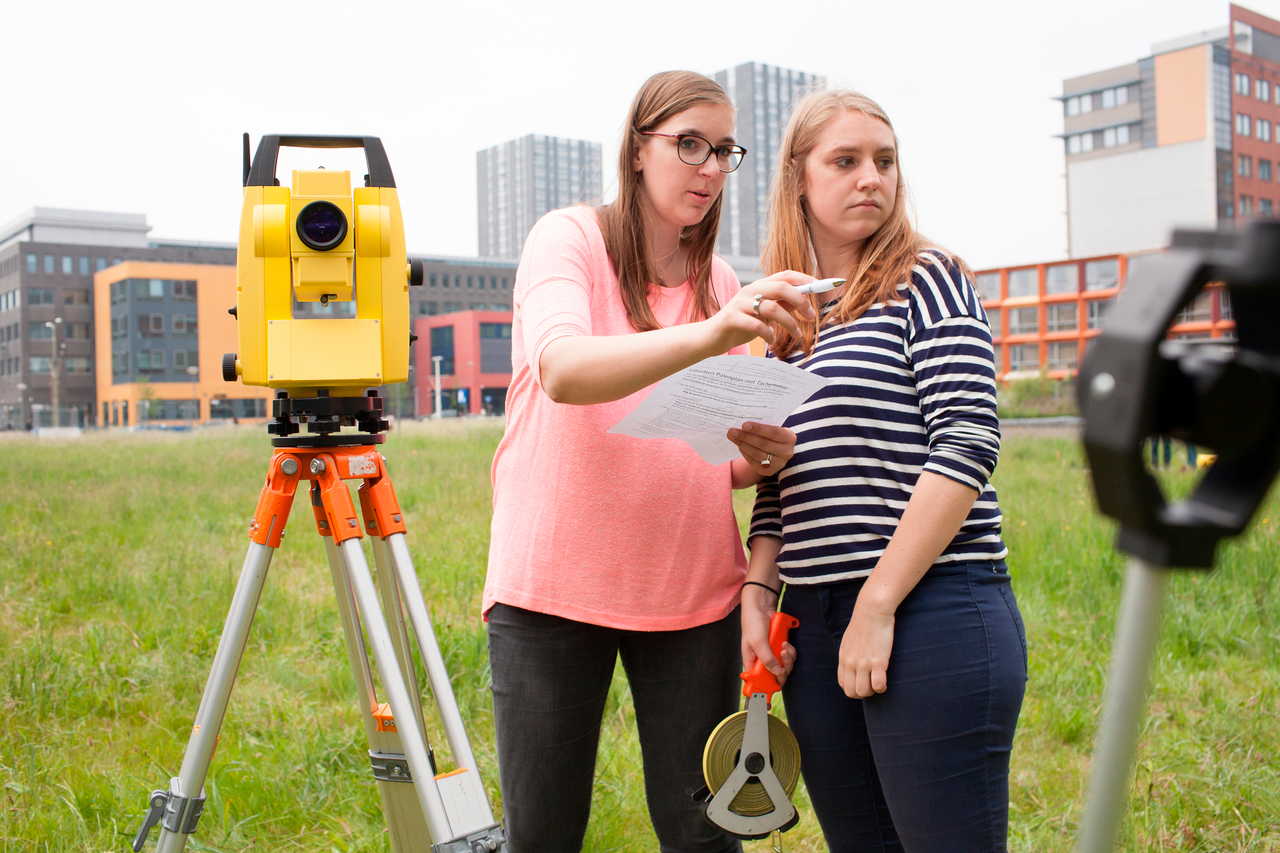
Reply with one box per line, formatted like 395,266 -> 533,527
486,602 -> 745,853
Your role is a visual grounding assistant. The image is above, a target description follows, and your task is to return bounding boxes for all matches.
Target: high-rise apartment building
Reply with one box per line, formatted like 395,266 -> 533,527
1061,4 -> 1280,257
712,62 -> 824,265
476,134 -> 602,260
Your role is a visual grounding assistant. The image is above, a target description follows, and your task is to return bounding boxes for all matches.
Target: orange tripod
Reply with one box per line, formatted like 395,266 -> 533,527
133,437 -> 504,853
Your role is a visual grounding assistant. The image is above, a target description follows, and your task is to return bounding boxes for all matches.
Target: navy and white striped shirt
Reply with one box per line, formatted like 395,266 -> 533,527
749,250 -> 1008,584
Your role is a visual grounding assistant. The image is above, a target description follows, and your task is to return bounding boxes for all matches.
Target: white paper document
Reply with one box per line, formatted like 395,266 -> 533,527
609,355 -> 829,465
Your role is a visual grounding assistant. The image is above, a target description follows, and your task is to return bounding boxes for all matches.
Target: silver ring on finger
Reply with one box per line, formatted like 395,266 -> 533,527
762,453 -> 772,468
752,293 -> 765,317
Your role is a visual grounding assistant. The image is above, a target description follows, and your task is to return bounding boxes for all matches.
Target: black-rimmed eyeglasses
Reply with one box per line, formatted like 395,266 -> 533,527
639,132 -> 747,173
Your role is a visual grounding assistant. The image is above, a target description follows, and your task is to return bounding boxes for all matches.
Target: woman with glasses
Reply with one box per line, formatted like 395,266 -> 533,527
742,89 -> 1026,852
483,71 -> 814,852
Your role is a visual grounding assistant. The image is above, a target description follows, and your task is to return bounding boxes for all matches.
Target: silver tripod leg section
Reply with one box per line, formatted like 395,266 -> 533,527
340,537 -> 456,843
151,541 -> 275,853
325,537 -> 435,853
1076,557 -> 1171,853
371,533 -> 432,743
386,533 -> 495,827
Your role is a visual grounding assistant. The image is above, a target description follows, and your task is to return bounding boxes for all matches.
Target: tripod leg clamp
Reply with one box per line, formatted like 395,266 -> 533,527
131,778 -> 206,850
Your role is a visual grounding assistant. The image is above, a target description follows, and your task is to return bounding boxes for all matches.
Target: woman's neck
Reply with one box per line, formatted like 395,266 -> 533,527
813,236 -> 864,281
643,207 -> 687,287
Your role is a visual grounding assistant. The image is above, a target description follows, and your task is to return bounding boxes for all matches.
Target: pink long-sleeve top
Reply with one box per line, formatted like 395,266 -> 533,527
483,205 -> 749,631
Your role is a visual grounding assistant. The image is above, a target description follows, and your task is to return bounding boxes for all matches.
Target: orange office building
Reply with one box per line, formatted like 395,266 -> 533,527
94,261 -> 270,427
974,252 -> 1237,380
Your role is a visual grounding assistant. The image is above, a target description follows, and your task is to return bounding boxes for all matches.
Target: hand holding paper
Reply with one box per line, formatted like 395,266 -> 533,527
608,355 -> 829,465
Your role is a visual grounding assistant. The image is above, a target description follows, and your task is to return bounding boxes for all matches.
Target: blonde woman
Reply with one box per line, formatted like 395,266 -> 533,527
742,89 -> 1027,852
484,71 -> 812,852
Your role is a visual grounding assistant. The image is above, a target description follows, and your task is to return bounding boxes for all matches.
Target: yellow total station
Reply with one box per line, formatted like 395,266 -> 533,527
225,135 -> 423,401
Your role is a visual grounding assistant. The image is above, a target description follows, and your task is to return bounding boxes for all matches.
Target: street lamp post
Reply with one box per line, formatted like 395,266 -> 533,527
16,382 -> 28,430
44,317 -> 63,428
186,365 -> 199,423
432,355 -> 443,419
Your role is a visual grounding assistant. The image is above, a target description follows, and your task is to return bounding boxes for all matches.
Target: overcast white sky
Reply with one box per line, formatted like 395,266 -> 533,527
3,0 -> 1275,269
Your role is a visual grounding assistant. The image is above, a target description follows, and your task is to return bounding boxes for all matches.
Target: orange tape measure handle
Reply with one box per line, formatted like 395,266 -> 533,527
740,612 -> 799,700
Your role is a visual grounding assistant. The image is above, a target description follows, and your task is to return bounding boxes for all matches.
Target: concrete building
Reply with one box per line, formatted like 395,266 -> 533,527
1060,4 -> 1280,257
974,251 -> 1235,380
0,208 -> 235,429
477,134 -> 602,260
712,62 -> 824,268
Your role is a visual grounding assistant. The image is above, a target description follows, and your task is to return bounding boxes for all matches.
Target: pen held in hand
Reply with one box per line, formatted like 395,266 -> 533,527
793,278 -> 845,295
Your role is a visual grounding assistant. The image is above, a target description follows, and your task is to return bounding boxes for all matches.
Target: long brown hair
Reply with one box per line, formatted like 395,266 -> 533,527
763,89 -> 970,359
597,71 -> 733,332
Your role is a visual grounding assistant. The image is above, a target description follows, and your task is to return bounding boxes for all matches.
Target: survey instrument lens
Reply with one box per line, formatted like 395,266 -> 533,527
297,201 -> 348,250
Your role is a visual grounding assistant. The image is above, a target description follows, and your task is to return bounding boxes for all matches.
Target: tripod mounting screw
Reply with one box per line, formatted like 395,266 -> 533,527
280,458 -> 299,476
310,459 -> 327,475
1091,372 -> 1116,400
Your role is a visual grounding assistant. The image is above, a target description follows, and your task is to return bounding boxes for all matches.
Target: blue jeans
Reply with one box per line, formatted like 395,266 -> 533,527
780,562 -> 1027,852
487,603 -> 744,853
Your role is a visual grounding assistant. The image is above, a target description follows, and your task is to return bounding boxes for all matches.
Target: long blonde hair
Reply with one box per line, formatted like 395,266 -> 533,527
763,89 -> 969,359
597,71 -> 732,332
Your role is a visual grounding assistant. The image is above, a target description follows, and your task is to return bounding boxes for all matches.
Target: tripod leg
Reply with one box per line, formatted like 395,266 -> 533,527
150,541 -> 276,853
385,532 -> 497,830
324,536 -> 435,853
1076,557 -> 1171,853
370,533 -> 432,743
339,536 -> 457,842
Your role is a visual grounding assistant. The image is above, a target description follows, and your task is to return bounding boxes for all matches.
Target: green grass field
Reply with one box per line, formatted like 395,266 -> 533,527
1,423 -> 1277,852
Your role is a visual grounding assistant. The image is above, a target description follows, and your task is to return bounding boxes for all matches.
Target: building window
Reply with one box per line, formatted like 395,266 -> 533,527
30,356 -> 51,373
1240,155 -> 1253,178
426,301 -> 439,315
1263,199 -> 1275,217
29,321 -> 53,340
1045,264 -> 1079,294
1240,195 -> 1254,217
59,256 -> 70,274
502,277 -> 509,291
173,314 -> 198,335
28,288 -> 54,305
1081,132 -> 1094,152
1048,341 -> 1079,371
1009,306 -> 1039,335
64,357 -> 91,373
173,350 -> 199,369
26,254 -> 36,273
78,257 -> 89,275
172,280 -> 197,300
1262,160 -> 1274,182
1085,258 -> 1120,290
1087,299 -> 1115,329
429,273 -> 437,287
141,313 -> 165,337
467,275 -> 474,289
138,350 -> 166,372
1046,303 -> 1078,332
43,255 -> 54,273
1066,96 -> 1080,116
430,325 -> 455,374
68,322 -> 90,340
1008,268 -> 1038,298
1103,127 -> 1117,147
1260,120 -> 1273,142
480,322 -> 513,339
111,315 -> 129,338
1008,344 -> 1040,372
1101,88 -> 1116,109
64,289 -> 89,306
490,276 -> 498,290
1220,289 -> 1233,321
135,279 -> 165,300
1259,79 -> 1271,101
987,308 -> 1002,338
112,352 -> 129,374
1176,292 -> 1213,324
1067,135 -> 1081,155
973,272 -> 1001,302
1235,72 -> 1250,95
95,258 -> 106,272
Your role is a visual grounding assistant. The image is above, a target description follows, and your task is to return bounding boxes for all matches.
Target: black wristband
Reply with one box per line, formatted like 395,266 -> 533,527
743,580 -> 781,597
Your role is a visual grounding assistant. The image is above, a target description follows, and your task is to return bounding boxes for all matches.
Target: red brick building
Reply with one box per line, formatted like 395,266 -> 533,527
413,310 -> 513,416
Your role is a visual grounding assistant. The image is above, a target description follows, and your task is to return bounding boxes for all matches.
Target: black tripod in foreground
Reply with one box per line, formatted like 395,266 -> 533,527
1076,221 -> 1280,852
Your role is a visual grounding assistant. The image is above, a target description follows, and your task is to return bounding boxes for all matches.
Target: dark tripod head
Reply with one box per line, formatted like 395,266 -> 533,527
1078,221 -> 1280,568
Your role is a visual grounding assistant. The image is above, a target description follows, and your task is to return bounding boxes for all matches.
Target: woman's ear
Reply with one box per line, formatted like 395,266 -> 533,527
631,134 -> 645,174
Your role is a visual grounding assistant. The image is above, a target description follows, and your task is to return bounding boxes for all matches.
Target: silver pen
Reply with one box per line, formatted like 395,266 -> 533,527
793,278 -> 845,295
